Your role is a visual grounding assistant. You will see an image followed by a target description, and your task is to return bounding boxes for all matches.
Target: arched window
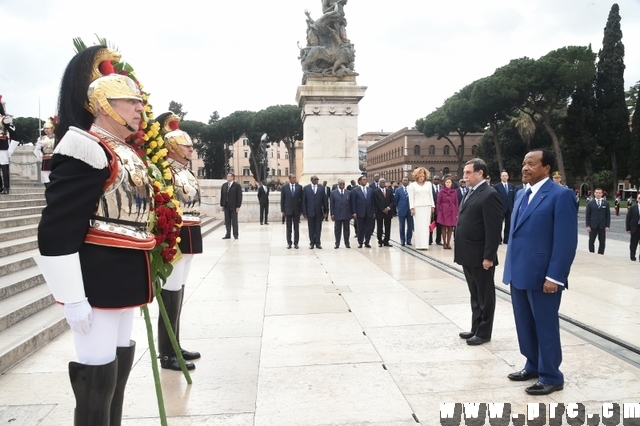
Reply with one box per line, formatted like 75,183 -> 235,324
428,145 -> 435,155
429,167 -> 436,176
443,145 -> 450,156
414,145 -> 421,155
443,167 -> 450,176
471,145 -> 478,155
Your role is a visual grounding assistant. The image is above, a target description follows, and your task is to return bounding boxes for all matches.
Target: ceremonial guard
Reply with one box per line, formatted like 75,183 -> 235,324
36,46 -> 154,425
0,95 -> 18,194
155,112 -> 202,371
34,117 -> 57,187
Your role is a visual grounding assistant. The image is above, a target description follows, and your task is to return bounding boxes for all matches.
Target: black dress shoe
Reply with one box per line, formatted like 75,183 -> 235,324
310,244 -> 315,249
466,336 -> 490,345
436,242 -> 443,246
335,244 -> 339,249
358,244 -> 363,248
459,331 -> 474,339
632,257 -> 637,261
287,244 -> 292,249
401,242 -> 405,246
316,244 -> 322,249
378,243 -> 383,247
364,243 -> 371,248
181,348 -> 201,360
160,355 -> 195,371
406,242 -> 412,246
345,244 -> 351,248
294,244 -> 299,249
383,242 -> 391,246
234,236 -> 238,239
507,369 -> 539,381
525,381 -> 563,395
265,222 -> 269,225
222,236 -> 231,239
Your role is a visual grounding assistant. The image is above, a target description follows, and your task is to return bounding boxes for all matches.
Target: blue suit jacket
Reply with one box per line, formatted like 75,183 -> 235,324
330,189 -> 352,221
502,179 -> 578,290
394,186 -> 411,217
302,184 -> 328,217
494,182 -> 515,214
350,186 -> 375,218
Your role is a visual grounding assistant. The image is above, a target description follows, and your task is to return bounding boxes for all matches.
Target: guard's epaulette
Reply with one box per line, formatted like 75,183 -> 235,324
53,126 -> 108,169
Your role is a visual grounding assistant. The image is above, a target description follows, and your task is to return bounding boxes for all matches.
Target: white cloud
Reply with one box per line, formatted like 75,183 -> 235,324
0,0 -> 638,135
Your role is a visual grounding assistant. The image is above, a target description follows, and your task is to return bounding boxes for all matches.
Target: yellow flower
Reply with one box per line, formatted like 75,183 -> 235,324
149,141 -> 157,149
157,139 -> 164,147
165,186 -> 174,197
151,155 -> 159,163
162,161 -> 169,168
146,148 -> 153,155
176,236 -> 182,243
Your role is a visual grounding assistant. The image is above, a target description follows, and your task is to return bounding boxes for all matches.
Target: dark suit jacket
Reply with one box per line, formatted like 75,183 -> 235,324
453,182 -> 503,267
494,182 -> 515,214
302,184 -> 328,217
280,183 -> 302,216
220,181 -> 243,209
503,179 -> 578,289
257,185 -> 270,204
351,186 -> 375,218
585,199 -> 611,229
626,204 -> 640,234
369,181 -> 380,190
373,187 -> 394,215
456,186 -> 468,205
394,186 -> 411,217
330,189 -> 352,221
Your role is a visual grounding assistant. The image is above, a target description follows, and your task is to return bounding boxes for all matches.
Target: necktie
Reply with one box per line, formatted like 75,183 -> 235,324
382,188 -> 386,196
518,188 -> 533,222
340,190 -> 344,196
363,186 -> 367,196
597,200 -> 601,208
462,188 -> 473,207
404,187 -> 408,196
291,184 -> 294,194
504,183 -> 508,193
313,185 -> 316,194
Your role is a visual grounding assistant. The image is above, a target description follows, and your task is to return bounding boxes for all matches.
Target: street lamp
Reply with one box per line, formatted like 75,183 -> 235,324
260,133 -> 268,182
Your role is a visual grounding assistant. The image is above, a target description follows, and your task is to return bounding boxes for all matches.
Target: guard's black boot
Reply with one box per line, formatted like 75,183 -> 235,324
176,285 -> 201,360
110,340 -> 136,426
158,288 -> 195,371
69,358 -> 118,426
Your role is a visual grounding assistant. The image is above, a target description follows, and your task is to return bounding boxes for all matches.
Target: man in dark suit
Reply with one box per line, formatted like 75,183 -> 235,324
280,174 -> 303,249
394,177 -> 413,246
431,175 -> 442,245
351,175 -> 375,248
503,149 -> 578,396
302,175 -> 328,249
626,193 -> 640,261
373,178 -> 394,247
330,179 -> 352,248
220,172 -> 243,239
454,158 -> 503,347
257,180 -> 270,225
494,171 -> 515,244
585,187 -> 610,254
322,180 -> 331,221
456,179 -> 468,205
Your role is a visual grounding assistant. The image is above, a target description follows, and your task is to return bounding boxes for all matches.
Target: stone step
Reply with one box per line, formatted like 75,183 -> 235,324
0,205 -> 45,219
0,199 -> 46,209
0,236 -> 38,258
0,224 -> 38,242
0,250 -> 37,279
0,304 -> 67,374
0,284 -> 55,333
0,214 -> 41,229
0,192 -> 45,201
0,265 -> 45,302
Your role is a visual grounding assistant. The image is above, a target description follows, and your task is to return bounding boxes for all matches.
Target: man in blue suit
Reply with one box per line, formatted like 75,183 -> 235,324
330,179 -> 352,248
302,175 -> 328,249
394,177 -> 413,246
280,174 -> 303,249
502,149 -> 578,396
494,171 -> 515,243
351,175 -> 375,248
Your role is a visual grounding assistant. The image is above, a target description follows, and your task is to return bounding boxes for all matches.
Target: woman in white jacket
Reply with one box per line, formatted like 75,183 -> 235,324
408,167 -> 435,249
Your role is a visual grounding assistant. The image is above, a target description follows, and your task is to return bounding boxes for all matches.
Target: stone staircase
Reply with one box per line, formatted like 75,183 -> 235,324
0,183 -> 221,374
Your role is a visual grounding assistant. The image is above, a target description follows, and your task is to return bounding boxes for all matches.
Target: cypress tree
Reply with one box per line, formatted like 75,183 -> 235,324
629,94 -> 640,186
596,3 -> 631,195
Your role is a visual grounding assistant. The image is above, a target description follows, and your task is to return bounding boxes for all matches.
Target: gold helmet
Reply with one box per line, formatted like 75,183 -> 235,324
86,74 -> 142,128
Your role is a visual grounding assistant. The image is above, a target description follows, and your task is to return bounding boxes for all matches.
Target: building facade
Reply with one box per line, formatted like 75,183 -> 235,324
365,127 -> 483,182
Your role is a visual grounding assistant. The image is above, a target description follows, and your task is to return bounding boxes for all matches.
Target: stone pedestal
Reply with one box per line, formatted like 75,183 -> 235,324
295,76 -> 366,186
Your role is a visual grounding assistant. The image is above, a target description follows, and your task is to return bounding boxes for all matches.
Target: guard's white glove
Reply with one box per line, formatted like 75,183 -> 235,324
63,298 -> 92,334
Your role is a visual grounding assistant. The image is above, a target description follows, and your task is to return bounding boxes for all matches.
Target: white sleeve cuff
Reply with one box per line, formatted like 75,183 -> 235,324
545,276 -> 565,287
34,253 -> 86,303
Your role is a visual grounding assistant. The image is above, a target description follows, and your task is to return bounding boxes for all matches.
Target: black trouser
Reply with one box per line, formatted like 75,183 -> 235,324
286,213 -> 300,245
307,214 -> 323,245
376,213 -> 392,244
259,202 -> 269,224
462,265 -> 496,340
630,229 -> 640,259
223,207 -> 238,237
588,226 -> 606,254
0,164 -> 9,189
334,219 -> 350,246
356,215 -> 373,244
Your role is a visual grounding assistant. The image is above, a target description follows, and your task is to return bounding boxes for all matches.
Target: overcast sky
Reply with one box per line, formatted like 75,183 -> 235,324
1,0 -> 639,135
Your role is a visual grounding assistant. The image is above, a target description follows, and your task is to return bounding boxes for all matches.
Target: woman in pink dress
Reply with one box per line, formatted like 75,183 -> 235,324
436,176 -> 459,249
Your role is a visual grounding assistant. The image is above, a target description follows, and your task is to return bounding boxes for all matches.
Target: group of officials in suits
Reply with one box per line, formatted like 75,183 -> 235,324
455,150 -> 578,396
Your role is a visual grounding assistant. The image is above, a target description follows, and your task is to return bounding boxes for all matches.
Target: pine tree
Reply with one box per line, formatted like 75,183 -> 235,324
629,94 -> 640,185
595,3 -> 631,195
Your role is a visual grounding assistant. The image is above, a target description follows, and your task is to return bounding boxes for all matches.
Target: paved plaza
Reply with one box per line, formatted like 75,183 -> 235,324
1,216 -> 639,425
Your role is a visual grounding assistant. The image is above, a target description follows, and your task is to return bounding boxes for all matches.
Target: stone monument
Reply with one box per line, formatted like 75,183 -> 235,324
295,0 -> 366,185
